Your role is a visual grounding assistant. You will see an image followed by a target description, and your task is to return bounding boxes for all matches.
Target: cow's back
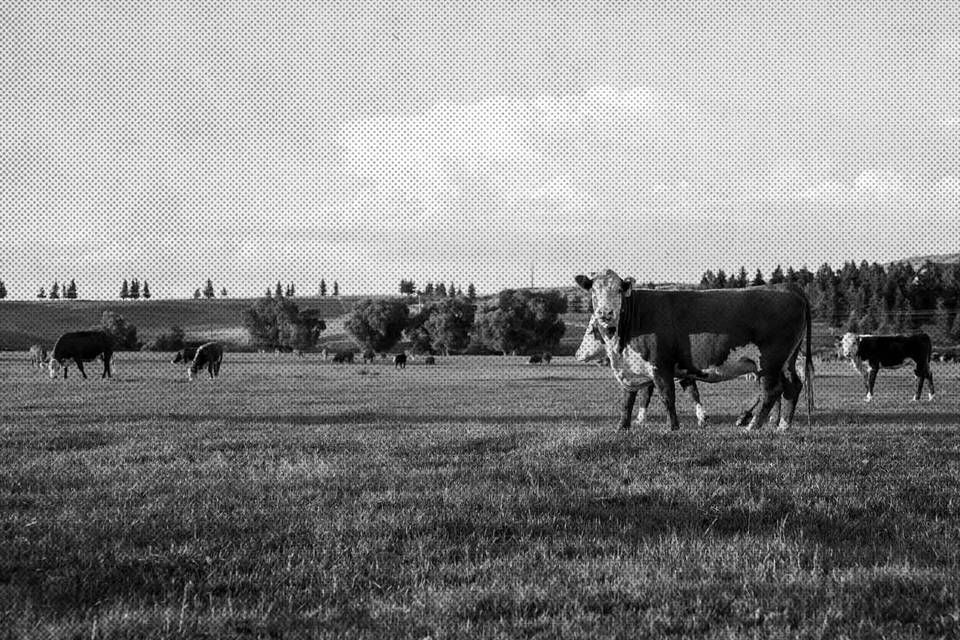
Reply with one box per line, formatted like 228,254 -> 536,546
52,331 -> 112,360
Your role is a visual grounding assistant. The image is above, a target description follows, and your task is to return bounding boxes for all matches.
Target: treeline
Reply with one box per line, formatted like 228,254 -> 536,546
398,280 -> 477,300
1,279 -> 81,299
699,261 -> 960,341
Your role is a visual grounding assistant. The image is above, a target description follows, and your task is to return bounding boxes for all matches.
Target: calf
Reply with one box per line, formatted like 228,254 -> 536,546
393,353 -> 407,369
839,332 -> 934,402
188,342 -> 224,380
29,344 -> 48,370
48,331 -> 113,379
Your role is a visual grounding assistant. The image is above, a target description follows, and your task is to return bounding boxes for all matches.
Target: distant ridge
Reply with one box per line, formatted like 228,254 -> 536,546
893,252 -> 960,269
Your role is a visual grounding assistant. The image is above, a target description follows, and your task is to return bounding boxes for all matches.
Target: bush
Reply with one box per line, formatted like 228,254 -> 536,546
101,311 -> 141,350
345,299 -> 410,353
472,289 -> 566,355
147,326 -> 186,351
243,297 -> 326,350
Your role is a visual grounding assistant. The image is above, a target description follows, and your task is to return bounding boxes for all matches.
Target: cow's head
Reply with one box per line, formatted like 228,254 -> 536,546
839,332 -> 860,358
47,358 -> 62,379
575,270 -> 635,334
574,316 -> 607,363
172,351 -> 185,364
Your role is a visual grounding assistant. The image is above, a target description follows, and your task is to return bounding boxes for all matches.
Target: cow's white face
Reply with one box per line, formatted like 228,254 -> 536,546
575,270 -> 634,333
48,358 -> 62,379
840,332 -> 860,358
574,317 -> 607,362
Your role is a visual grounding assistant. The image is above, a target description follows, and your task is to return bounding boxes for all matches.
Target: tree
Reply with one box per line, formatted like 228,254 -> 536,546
714,269 -> 727,289
399,279 -> 416,295
0,281 -> 6,298
751,269 -> 765,287
142,281 -> 151,299
221,287 -> 228,297
204,279 -> 215,299
332,281 -> 339,296
436,283 -> 447,297
129,279 -> 140,300
319,279 -> 327,296
844,310 -> 860,334
243,297 -> 326,350
425,298 -> 476,355
265,287 -> 272,298
699,270 -> 716,289
193,288 -> 201,299
345,299 -> 409,353
120,279 -> 129,299
951,309 -> 960,343
769,265 -> 785,285
65,279 -> 77,299
785,266 -> 798,284
423,282 -> 434,297
101,310 -> 140,350
934,298 -> 952,339
285,283 -> 295,297
467,283 -> 477,300
472,289 -> 567,355
449,282 -> 457,298
37,287 -> 46,299
49,281 -> 60,299
275,281 -> 283,298
736,266 -> 749,288
148,325 -> 186,351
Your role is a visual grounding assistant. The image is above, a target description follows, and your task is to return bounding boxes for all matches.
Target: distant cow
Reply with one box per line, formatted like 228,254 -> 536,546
840,332 -> 934,402
331,351 -> 355,364
294,349 -> 304,358
171,342 -> 204,365
188,342 -> 224,380
393,353 -> 407,369
362,349 -> 375,364
527,354 -> 543,364
424,355 -> 436,365
48,331 -> 113,379
321,348 -> 329,361
542,353 -> 552,364
28,344 -> 48,370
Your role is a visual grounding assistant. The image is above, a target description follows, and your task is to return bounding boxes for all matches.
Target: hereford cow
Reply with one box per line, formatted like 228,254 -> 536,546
29,344 -> 48,370
393,353 -> 407,369
542,353 -> 552,364
575,270 -> 813,431
839,332 -> 934,402
527,354 -> 543,364
362,349 -> 376,364
171,342 -> 204,365
331,351 -> 354,364
424,355 -> 436,365
48,331 -> 113,379
188,342 -> 224,380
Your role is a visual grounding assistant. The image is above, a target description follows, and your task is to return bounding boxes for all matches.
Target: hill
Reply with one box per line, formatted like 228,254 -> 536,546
893,252 -> 960,269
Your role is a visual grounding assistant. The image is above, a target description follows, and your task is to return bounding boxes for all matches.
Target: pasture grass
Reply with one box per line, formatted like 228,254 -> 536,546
2,353 -> 960,638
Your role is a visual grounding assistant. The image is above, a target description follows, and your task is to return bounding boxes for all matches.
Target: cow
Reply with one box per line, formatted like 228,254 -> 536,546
28,344 -> 48,370
171,342 -> 204,365
575,270 -> 813,431
394,353 -> 407,369
293,348 -> 304,358
424,355 -> 436,365
839,332 -> 934,402
575,314 -> 782,428
331,351 -> 354,364
362,349 -> 376,364
321,348 -> 329,361
48,331 -> 113,380
527,354 -> 543,364
542,353 -> 553,365
188,342 -> 224,380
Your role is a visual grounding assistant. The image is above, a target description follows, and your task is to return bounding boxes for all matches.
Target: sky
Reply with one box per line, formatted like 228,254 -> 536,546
2,1 -> 959,299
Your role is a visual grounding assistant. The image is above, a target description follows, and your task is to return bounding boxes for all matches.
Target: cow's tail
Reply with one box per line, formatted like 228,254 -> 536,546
803,293 -> 815,424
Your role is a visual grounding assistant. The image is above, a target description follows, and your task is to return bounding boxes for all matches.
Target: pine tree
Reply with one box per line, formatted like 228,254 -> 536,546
737,266 -> 749,288
129,279 -> 140,299
332,281 -> 339,296
436,283 -> 447,297
457,286 -> 463,297
714,269 -> 727,288
288,283 -> 295,297
66,279 -> 77,299
449,282 -> 456,297
204,279 -> 215,299
275,281 -> 283,298
49,281 -> 60,299
221,287 -> 228,297
751,269 -> 765,286
467,283 -> 477,300
699,270 -> 716,289
265,287 -> 272,298
769,265 -> 785,285
193,288 -> 201,299
142,281 -> 151,299
120,279 -> 129,299
319,279 -> 327,296
785,266 -> 798,284
0,281 -> 6,299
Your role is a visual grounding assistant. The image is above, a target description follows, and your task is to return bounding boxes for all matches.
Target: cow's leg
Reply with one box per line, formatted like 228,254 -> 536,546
926,367 -> 935,401
866,367 -> 878,402
618,387 -> 639,431
777,370 -> 802,430
653,372 -> 680,431
75,359 -> 87,379
208,362 -> 215,378
102,355 -> 111,378
680,380 -> 706,427
632,383 -> 654,428
745,375 -> 782,431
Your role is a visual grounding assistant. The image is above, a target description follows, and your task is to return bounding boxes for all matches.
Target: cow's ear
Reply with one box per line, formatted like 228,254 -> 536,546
620,277 -> 635,294
574,275 -> 593,291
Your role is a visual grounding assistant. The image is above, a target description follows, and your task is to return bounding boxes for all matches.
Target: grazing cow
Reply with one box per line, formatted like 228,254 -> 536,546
294,348 -> 304,358
362,349 -> 375,364
171,342 -> 204,365
575,271 -> 813,431
321,348 -> 329,361
575,315 -> 782,428
188,342 -> 224,380
331,351 -> 354,364
48,331 -> 113,380
527,354 -> 543,364
542,353 -> 552,364
424,355 -> 436,365
393,353 -> 407,369
28,344 -> 48,370
839,332 -> 934,402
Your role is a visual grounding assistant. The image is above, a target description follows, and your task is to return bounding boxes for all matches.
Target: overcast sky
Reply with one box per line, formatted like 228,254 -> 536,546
2,1 -> 959,299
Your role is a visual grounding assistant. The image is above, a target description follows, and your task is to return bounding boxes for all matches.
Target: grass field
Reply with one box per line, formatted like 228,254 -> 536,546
2,354 -> 960,638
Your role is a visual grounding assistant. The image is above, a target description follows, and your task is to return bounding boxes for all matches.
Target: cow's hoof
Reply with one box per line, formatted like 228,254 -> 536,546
928,394 -> 935,402
630,419 -> 644,430
776,418 -> 790,431
617,422 -> 632,431
735,412 -> 752,428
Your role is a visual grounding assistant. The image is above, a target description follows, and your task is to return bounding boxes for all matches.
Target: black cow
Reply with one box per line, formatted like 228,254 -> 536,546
171,342 -> 204,365
393,353 -> 407,369
424,355 -> 436,365
839,332 -> 934,402
48,331 -> 113,379
576,270 -> 813,431
362,349 -> 376,364
527,354 -> 543,364
188,342 -> 224,380
331,351 -> 355,364
542,353 -> 552,364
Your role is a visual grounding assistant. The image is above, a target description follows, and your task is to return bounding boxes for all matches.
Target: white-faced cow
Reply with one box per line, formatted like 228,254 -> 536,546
839,332 -> 934,402
48,331 -> 113,380
575,314 -> 782,428
362,349 -> 376,364
393,353 -> 407,369
575,270 -> 813,431
171,342 -> 204,366
29,344 -> 48,370
188,342 -> 224,380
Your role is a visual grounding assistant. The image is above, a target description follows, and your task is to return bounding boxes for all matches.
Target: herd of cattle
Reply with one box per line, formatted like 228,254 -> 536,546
22,269 -> 946,430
